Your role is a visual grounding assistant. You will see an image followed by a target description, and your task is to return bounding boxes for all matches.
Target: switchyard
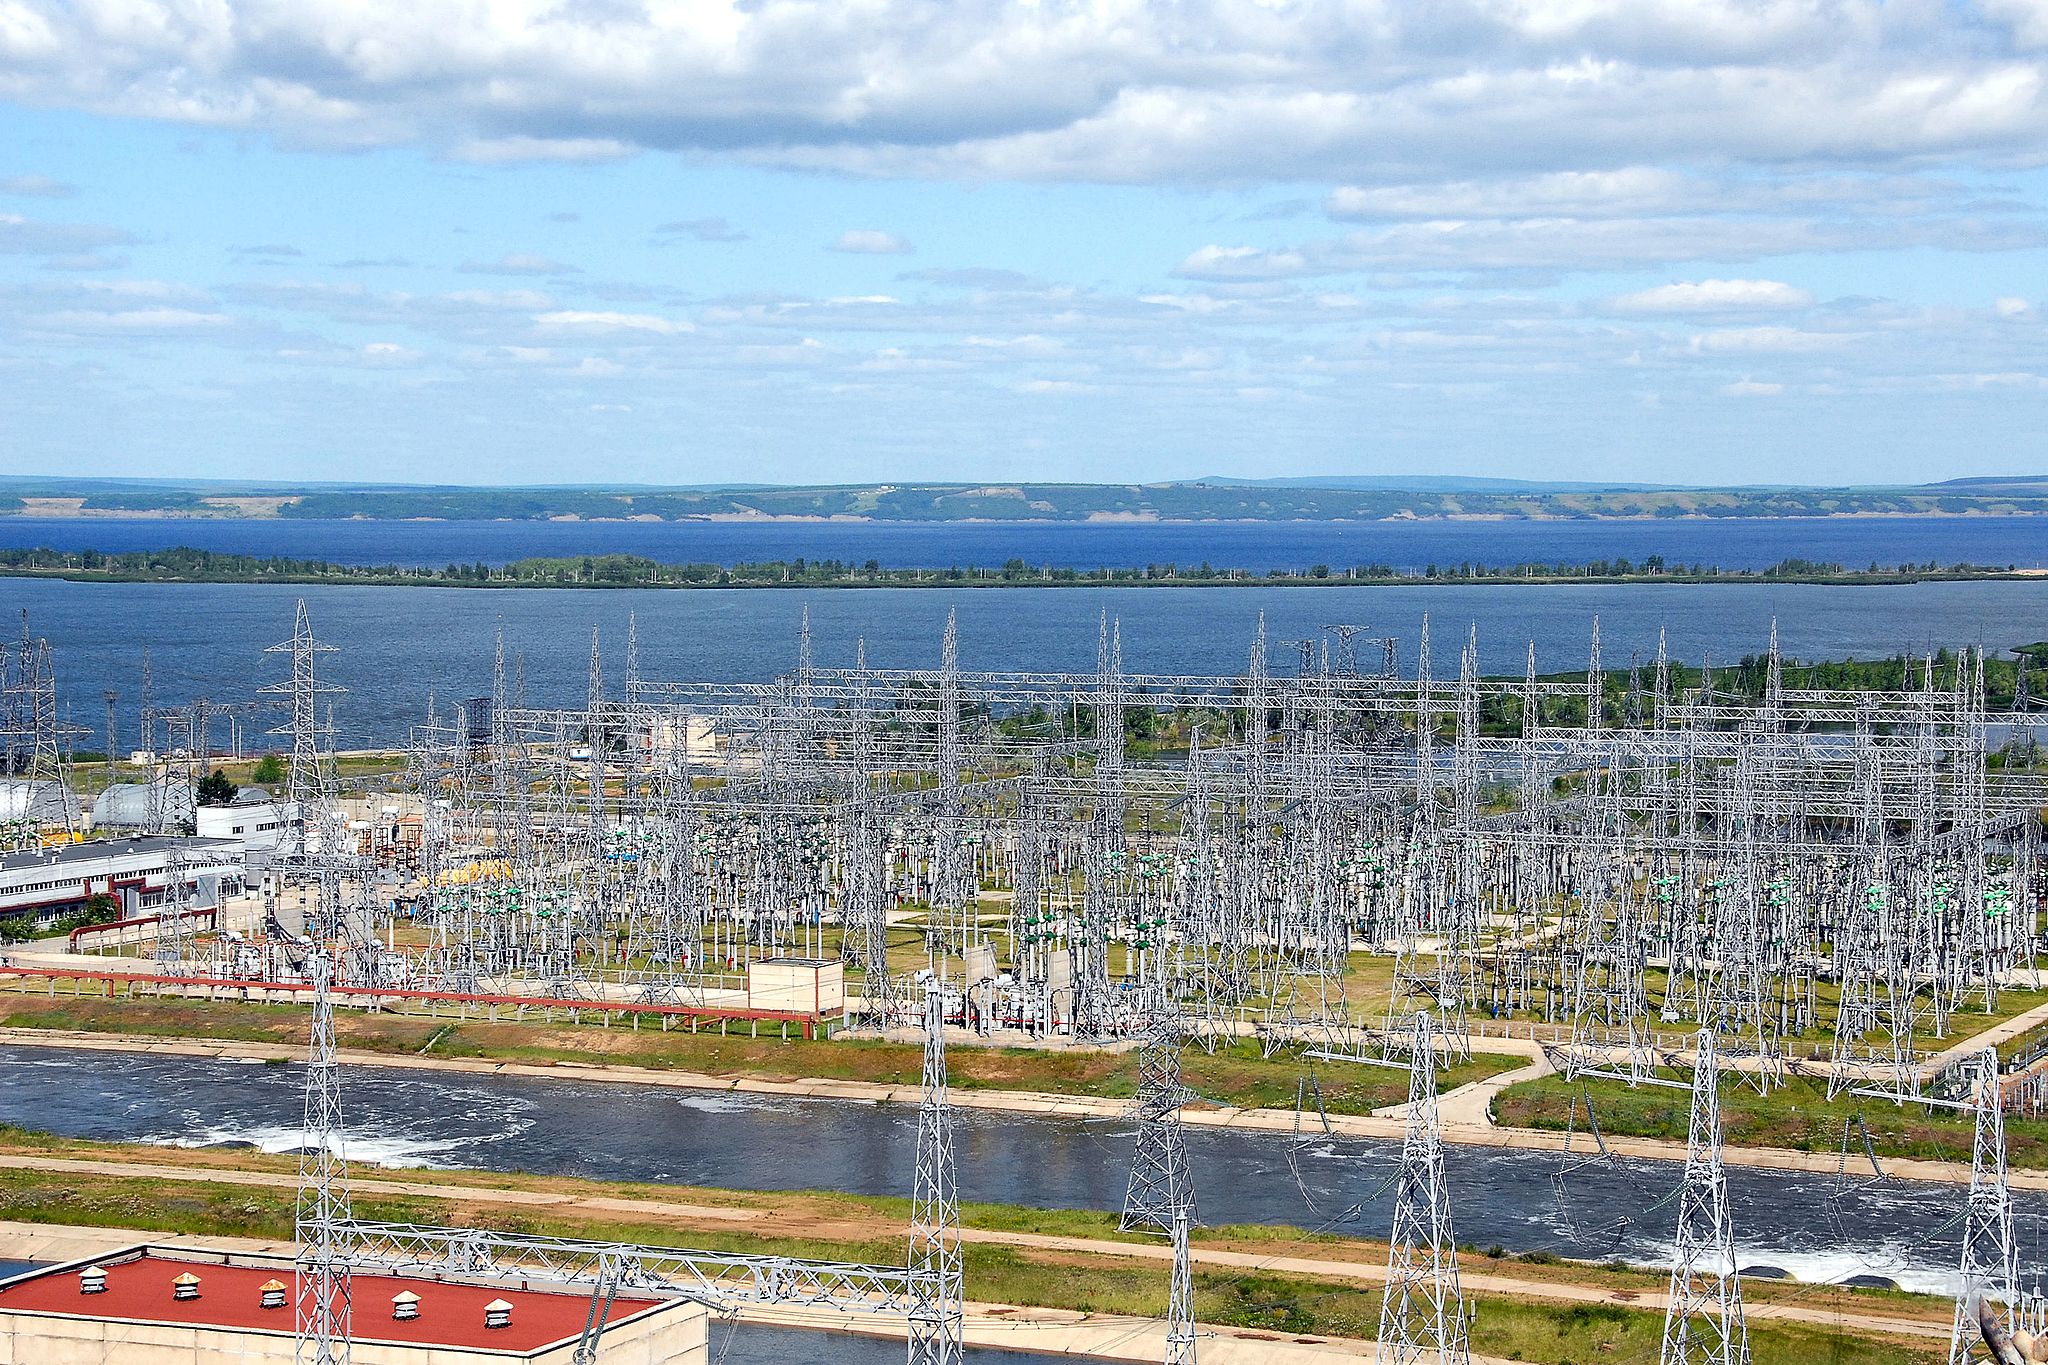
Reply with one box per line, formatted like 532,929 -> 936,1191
4,599 -> 2048,1363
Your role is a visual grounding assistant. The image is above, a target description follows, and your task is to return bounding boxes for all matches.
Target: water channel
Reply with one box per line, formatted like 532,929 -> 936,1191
0,1043 -> 2029,1299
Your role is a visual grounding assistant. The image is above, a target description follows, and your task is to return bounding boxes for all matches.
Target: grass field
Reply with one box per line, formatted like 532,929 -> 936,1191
1496,1070 -> 2043,1168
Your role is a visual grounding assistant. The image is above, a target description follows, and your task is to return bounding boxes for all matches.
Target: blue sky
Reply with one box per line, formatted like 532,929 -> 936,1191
3,2 -> 2047,488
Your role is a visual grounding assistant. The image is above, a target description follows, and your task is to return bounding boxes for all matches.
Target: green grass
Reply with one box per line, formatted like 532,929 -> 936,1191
1498,1070 -> 2048,1169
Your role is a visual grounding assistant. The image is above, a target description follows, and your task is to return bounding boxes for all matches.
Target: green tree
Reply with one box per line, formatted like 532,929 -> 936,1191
250,754 -> 285,784
196,768 -> 237,806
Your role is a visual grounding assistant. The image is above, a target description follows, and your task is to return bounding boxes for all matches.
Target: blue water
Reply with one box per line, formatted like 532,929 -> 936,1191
0,514 -> 2044,573
0,1043 -> 2018,1293
6,577 -> 2047,747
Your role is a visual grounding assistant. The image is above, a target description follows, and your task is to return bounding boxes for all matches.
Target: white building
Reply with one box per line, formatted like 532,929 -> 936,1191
195,797 -> 298,864
0,837 -> 245,927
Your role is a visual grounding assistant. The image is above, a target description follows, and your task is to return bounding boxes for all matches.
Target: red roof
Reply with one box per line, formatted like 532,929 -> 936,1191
0,1250 -> 665,1353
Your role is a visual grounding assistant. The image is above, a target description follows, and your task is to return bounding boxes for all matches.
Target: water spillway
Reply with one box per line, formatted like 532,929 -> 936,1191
0,1043 -> 2025,1296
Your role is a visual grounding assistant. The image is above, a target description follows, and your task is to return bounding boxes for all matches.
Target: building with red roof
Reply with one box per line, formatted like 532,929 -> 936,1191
0,1245 -> 707,1363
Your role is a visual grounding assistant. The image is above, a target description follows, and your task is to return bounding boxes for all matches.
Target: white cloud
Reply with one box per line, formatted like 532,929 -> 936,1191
1721,379 -> 1786,396
31,307 -> 229,331
658,217 -> 747,243
830,230 -> 913,255
1687,326 -> 1846,354
1995,295 -> 2035,317
1176,212 -> 2048,282
460,253 -> 579,277
9,1 -> 2044,187
451,136 -> 630,164
534,310 -> 692,335
1330,170 -> 1703,222
0,175 -> 74,198
1611,279 -> 1817,313
0,212 -> 131,255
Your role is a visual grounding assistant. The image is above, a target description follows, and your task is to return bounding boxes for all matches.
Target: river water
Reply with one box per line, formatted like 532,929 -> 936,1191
3,514 -> 2045,575
8,578 -> 2048,748
0,1044 -> 2026,1297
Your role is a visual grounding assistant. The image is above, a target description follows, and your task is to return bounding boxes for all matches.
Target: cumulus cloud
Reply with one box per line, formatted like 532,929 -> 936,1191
4,2 -> 2047,187
830,230 -> 913,255
1610,279 -> 1817,313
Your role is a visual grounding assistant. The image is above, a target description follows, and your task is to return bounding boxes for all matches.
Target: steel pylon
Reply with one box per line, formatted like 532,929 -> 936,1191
1659,1030 -> 1748,1365
1375,1010 -> 1469,1365
1122,986 -> 1197,1234
907,987 -> 963,1364
295,949 -> 353,1365
1951,1048 -> 2017,1364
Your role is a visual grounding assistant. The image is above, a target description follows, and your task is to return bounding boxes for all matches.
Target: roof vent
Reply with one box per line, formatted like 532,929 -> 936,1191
392,1290 -> 420,1321
172,1272 -> 201,1301
259,1279 -> 287,1310
78,1266 -> 106,1295
483,1297 -> 513,1330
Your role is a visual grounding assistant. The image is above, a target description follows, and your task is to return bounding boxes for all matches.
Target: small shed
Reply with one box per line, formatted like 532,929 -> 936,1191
746,957 -> 845,1016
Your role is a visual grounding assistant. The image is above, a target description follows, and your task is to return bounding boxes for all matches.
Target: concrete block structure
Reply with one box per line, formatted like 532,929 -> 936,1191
746,956 -> 845,1016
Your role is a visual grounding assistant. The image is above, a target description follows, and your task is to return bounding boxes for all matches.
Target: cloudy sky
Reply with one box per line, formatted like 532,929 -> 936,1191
2,1 -> 2047,487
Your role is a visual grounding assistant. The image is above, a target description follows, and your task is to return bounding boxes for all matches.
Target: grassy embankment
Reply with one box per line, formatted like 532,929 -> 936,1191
1498,1068 -> 2048,1169
0,993 -> 1519,1115
0,1125 -> 1947,1365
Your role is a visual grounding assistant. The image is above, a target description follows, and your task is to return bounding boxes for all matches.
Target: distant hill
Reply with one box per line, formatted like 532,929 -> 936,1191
2,475 -> 2045,522
1188,475 -> 1685,493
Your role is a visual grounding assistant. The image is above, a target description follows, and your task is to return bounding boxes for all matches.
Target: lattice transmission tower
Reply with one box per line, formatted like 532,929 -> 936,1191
1375,1010 -> 1469,1365
1660,1030 -> 1749,1365
907,986 -> 963,1364
1951,1048 -> 2017,1364
295,948 -> 353,1365
1122,983 -> 1197,1234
